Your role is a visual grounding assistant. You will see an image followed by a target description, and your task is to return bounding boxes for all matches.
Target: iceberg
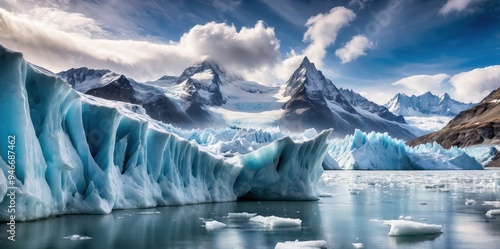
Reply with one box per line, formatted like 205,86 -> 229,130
250,215 -> 302,227
461,145 -> 499,166
275,240 -> 327,249
0,46 -> 329,221
385,220 -> 443,236
227,212 -> 257,219
204,220 -> 227,230
328,130 -> 483,170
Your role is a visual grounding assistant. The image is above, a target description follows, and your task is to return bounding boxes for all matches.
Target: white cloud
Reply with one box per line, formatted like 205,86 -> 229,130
303,7 -> 356,68
392,74 -> 450,94
0,4 -> 358,85
27,7 -> 106,38
335,35 -> 374,63
0,8 -> 280,82
449,65 -> 500,102
438,0 -> 484,15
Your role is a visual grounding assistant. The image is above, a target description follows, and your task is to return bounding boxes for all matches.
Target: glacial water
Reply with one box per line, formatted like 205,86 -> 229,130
2,170 -> 499,249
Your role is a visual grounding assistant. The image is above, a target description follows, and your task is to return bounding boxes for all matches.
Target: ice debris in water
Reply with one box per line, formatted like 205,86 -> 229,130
275,240 -> 327,249
250,215 -> 302,228
63,235 -> 92,240
465,199 -> 476,205
204,220 -> 227,230
483,201 -> 500,208
486,209 -> 500,217
384,220 -> 443,236
227,212 -> 257,219
352,242 -> 364,248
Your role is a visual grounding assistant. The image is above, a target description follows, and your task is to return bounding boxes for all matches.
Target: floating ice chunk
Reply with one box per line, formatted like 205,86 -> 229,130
275,240 -> 327,249
63,235 -> 92,240
138,211 -> 161,215
227,212 -> 257,219
352,242 -> 364,248
483,201 -> 500,208
205,220 -> 227,230
386,220 -> 443,236
319,193 -> 333,197
465,199 -> 475,205
250,215 -> 302,228
486,209 -> 500,217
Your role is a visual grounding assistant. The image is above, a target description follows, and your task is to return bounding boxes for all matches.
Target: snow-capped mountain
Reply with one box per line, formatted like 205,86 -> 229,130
177,61 -> 229,107
58,68 -> 194,127
384,92 -> 474,117
280,57 -> 415,140
339,88 -> 406,124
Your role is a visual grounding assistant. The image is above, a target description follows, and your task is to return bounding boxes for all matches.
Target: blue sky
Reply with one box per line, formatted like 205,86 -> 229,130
0,0 -> 499,103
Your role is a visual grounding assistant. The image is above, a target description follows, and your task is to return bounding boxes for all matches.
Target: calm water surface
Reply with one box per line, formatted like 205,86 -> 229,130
2,170 -> 499,249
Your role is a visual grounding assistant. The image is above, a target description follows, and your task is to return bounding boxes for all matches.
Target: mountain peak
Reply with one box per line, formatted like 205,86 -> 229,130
439,92 -> 451,100
300,56 -> 312,66
384,91 -> 475,116
283,56 -> 327,97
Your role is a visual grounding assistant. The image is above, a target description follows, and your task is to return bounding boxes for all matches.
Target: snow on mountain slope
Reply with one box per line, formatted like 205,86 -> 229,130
339,88 -> 406,124
280,57 -> 416,140
384,92 -> 474,117
0,46 -> 330,221
58,67 -> 194,127
148,61 -> 288,128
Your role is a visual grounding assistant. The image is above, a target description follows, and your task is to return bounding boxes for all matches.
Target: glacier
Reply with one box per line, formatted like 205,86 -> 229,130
328,130 -> 483,170
0,45 -> 486,222
0,46 -> 330,221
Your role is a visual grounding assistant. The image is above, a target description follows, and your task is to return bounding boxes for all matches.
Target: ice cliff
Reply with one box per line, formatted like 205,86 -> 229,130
329,130 -> 483,170
0,47 -> 329,221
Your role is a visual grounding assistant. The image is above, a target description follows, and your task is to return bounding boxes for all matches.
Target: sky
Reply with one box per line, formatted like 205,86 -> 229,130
0,0 -> 499,104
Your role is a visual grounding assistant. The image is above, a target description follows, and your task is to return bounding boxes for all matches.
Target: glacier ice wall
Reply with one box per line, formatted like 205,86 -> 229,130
233,130 -> 331,200
0,47 -> 328,221
329,130 -> 483,170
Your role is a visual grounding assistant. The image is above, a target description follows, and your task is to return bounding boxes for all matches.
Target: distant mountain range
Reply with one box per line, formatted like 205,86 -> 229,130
408,87 -> 500,148
58,57 -> 418,139
384,92 -> 474,117
408,87 -> 500,166
339,88 -> 406,123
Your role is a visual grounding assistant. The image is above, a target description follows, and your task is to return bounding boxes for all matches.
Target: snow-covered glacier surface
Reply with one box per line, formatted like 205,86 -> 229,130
329,130 -> 483,170
0,47 -> 330,221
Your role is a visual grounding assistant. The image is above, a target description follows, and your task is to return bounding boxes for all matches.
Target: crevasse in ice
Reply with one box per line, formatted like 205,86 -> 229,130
0,46 -> 329,221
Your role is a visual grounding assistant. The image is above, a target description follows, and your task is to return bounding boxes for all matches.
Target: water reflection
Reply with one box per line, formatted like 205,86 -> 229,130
1,201 -> 324,249
1,171 -> 499,249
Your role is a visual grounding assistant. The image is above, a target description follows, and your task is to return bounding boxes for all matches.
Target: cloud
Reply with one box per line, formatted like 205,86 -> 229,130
392,74 -> 450,94
335,35 -> 374,63
438,0 -> 484,15
303,7 -> 356,67
449,65 -> 500,102
0,4 -> 357,85
0,8 -> 280,82
27,7 -> 107,38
